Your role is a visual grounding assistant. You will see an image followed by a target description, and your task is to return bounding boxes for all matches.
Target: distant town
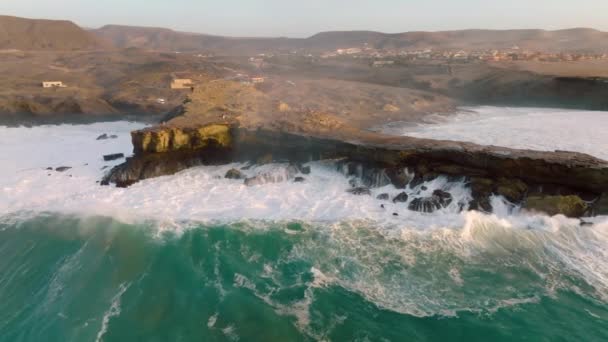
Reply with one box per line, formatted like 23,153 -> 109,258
318,45 -> 608,63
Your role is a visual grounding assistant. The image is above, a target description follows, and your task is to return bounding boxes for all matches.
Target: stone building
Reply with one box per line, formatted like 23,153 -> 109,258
171,79 -> 194,89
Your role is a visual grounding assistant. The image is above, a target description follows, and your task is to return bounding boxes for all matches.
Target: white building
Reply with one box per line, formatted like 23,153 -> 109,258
42,81 -> 65,88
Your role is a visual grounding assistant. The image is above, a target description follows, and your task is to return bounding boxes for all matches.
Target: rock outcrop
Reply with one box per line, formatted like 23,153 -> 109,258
132,125 -> 232,154
408,190 -> 453,213
524,195 -> 588,218
101,79 -> 608,218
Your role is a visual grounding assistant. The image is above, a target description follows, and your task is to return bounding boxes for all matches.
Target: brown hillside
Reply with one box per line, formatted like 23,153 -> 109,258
92,25 -> 608,54
93,25 -> 294,54
0,15 -> 102,50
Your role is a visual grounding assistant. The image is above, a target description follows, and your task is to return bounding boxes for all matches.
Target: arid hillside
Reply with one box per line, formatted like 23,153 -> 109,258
0,15 -> 102,51
92,25 -> 295,54
91,25 -> 608,53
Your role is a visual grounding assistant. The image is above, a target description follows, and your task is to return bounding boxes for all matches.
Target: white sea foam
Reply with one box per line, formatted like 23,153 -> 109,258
95,283 -> 130,342
380,106 -> 608,161
0,121 -> 478,227
0,119 -> 606,229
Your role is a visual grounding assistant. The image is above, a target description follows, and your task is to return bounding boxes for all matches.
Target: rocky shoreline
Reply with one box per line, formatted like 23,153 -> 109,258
102,122 -> 608,218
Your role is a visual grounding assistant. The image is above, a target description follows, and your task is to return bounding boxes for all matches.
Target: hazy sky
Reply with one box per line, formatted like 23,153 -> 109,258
2,0 -> 608,37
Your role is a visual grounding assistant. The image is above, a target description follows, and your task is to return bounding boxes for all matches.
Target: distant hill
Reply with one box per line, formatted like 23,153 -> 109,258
3,15 -> 606,54
307,28 -> 608,52
92,25 -> 608,54
0,15 -> 102,50
92,25 -> 295,54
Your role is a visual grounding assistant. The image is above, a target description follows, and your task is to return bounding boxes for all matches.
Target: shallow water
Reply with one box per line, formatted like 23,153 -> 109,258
380,106 -> 608,160
1,117 -> 608,341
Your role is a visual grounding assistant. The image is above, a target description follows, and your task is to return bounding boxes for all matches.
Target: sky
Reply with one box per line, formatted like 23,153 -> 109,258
1,0 -> 608,37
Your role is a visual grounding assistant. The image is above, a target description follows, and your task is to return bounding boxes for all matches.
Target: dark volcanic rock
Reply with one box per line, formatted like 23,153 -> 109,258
96,134 -> 118,140
386,167 -> 411,189
244,165 -> 299,186
470,177 -> 494,196
347,187 -> 372,196
103,153 -> 125,161
376,193 -> 390,200
408,190 -> 453,213
495,178 -> 528,203
524,195 -> 588,218
433,190 -> 453,204
392,192 -> 409,203
299,166 -> 311,175
225,168 -> 245,180
55,166 -> 72,172
101,147 -> 231,187
468,177 -> 494,212
256,153 -> 273,165
102,124 -> 608,207
361,167 -> 391,188
469,198 -> 493,212
592,194 -> 608,215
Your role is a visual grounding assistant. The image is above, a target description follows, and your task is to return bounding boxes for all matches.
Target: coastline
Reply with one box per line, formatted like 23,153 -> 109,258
101,104 -> 608,218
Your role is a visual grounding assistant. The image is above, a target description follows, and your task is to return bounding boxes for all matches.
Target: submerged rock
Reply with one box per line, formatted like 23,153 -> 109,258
299,165 -> 311,175
408,190 -> 453,213
469,177 -> 526,212
392,192 -> 409,203
593,194 -> 608,215
55,166 -> 72,172
376,193 -> 390,200
347,187 -> 372,196
256,153 -> 274,165
386,167 -> 412,189
524,195 -> 588,217
103,153 -> 125,161
469,177 -> 493,196
294,177 -> 306,183
225,168 -> 245,180
96,133 -> 118,140
244,165 -> 299,186
469,198 -> 493,213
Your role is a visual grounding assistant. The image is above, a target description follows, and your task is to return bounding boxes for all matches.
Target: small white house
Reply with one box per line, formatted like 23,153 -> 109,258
42,81 -> 65,88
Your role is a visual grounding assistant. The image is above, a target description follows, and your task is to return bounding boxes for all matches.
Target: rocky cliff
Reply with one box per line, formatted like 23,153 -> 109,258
102,80 -> 608,217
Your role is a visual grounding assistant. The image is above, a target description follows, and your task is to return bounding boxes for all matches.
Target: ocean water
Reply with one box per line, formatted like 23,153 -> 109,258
1,113 -> 608,341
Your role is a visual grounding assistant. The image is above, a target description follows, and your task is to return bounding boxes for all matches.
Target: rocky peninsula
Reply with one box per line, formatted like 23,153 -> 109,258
101,79 -> 608,218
